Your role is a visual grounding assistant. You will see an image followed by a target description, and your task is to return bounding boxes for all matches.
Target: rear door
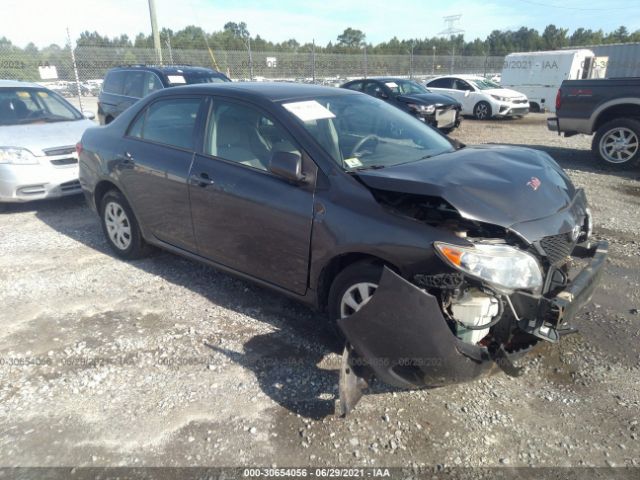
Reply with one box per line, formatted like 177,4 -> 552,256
118,95 -> 206,251
188,97 -> 316,294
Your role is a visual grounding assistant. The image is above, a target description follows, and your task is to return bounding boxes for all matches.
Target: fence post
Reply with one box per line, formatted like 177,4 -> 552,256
312,39 -> 316,83
363,45 -> 368,79
66,27 -> 83,114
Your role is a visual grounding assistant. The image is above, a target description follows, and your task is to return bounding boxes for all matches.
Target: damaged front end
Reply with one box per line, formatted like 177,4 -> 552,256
337,183 -> 608,415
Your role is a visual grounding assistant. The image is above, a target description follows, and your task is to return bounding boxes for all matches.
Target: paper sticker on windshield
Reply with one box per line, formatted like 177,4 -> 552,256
283,101 -> 335,122
167,75 -> 186,84
385,82 -> 398,88
17,91 -> 30,98
344,157 -> 363,168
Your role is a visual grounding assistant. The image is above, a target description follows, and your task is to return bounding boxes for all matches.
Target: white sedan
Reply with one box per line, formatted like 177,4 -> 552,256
426,75 -> 529,120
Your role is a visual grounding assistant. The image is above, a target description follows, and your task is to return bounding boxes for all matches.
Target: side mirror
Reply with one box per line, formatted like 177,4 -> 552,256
270,151 -> 305,183
464,90 -> 471,98
84,111 -> 96,120
376,90 -> 389,99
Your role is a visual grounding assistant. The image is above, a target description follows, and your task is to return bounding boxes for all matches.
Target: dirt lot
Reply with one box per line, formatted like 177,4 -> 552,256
0,114 -> 639,474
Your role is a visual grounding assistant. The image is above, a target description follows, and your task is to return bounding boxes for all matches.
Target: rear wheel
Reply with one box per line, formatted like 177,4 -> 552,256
473,101 -> 492,120
592,118 -> 640,169
100,190 -> 149,259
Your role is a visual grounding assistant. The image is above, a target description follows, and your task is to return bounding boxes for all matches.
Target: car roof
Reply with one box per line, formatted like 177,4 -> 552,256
429,75 -> 485,81
345,77 -> 415,83
0,79 -> 44,89
156,82 -> 357,102
109,65 -> 225,76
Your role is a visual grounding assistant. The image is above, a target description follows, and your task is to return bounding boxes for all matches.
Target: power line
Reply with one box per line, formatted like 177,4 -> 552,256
516,0 -> 630,10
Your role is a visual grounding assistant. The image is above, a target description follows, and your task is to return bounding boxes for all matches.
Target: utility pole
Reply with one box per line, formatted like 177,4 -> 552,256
439,15 -> 464,75
432,46 -> 436,75
148,0 -> 162,65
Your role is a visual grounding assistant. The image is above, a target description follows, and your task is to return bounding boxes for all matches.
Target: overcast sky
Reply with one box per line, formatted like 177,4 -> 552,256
2,0 -> 639,47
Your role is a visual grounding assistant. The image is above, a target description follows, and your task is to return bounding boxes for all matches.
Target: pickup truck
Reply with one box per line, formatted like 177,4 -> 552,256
547,77 -> 640,169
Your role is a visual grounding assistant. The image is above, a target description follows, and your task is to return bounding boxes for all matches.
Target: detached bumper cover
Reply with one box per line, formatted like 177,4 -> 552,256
547,117 -> 559,132
338,241 -> 607,394
338,268 -> 494,391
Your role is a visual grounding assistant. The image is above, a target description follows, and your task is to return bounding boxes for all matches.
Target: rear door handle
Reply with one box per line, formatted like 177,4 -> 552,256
190,172 -> 215,186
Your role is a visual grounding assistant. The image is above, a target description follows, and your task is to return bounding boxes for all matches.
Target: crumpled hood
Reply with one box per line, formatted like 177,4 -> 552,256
355,145 -> 578,233
0,119 -> 95,156
397,93 -> 460,107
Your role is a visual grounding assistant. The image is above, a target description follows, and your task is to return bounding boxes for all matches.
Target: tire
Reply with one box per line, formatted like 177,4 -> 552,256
328,261 -> 384,328
592,118 -> 640,169
473,101 -> 492,120
99,189 -> 149,259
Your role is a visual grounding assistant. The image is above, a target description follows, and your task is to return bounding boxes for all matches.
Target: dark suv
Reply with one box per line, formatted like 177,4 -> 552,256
97,65 -> 230,125
79,83 -> 606,413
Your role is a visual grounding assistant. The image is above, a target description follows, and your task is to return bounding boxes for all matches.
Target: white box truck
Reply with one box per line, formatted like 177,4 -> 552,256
501,49 -> 605,113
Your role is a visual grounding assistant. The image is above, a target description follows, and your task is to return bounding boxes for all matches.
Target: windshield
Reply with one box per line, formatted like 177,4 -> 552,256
384,80 -> 430,95
183,72 -> 230,84
0,88 -> 82,126
281,94 -> 454,171
471,78 -> 501,90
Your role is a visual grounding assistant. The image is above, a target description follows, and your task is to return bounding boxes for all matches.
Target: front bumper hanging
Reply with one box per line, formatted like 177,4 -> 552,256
337,240 -> 608,414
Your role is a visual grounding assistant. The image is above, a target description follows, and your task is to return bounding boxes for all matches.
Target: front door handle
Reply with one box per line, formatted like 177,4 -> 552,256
190,172 -> 215,187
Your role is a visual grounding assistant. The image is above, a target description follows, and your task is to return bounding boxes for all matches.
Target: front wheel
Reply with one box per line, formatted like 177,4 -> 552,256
328,261 -> 383,329
592,118 -> 640,169
473,101 -> 492,120
100,190 -> 150,259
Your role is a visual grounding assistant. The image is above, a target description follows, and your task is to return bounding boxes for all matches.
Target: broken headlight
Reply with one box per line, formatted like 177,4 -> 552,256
434,242 -> 543,292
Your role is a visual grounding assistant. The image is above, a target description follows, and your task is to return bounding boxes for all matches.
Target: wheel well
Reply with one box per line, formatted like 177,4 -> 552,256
104,116 -> 114,125
316,253 -> 397,311
93,180 -> 121,211
594,104 -> 640,131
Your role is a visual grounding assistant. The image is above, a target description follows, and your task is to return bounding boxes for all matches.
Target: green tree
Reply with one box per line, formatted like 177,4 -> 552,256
336,28 -> 366,48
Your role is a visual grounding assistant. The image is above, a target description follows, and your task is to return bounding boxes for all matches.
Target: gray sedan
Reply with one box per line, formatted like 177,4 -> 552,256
0,80 -> 95,204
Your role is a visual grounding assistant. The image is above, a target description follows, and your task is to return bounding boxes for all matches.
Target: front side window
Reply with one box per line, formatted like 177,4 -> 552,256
205,100 -> 300,171
129,97 -> 202,150
280,94 -> 453,171
143,72 -> 163,96
343,81 -> 363,92
454,79 -> 473,91
0,88 -> 82,125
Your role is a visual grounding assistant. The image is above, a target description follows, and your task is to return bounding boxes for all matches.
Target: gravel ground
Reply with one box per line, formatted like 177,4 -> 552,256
0,114 -> 639,473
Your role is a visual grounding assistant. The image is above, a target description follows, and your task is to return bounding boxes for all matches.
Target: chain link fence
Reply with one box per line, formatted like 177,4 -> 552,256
1,45 -> 505,109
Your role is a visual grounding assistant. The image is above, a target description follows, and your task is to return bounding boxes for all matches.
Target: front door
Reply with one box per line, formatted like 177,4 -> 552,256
188,98 -> 316,294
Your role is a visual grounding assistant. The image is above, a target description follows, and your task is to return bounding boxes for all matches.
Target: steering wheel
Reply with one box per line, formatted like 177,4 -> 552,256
350,134 -> 379,157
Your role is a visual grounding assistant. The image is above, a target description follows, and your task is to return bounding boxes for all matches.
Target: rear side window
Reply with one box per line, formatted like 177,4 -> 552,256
144,72 -> 163,96
427,78 -> 453,88
128,97 -> 202,150
103,71 -> 125,94
122,71 -> 145,98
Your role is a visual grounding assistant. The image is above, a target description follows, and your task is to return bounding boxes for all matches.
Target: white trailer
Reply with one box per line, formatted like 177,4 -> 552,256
501,49 -> 603,113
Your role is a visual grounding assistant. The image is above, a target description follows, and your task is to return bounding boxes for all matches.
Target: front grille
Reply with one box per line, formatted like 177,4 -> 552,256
540,233 -> 576,265
50,157 -> 78,166
44,146 -> 76,156
60,180 -> 81,192
513,99 -> 529,104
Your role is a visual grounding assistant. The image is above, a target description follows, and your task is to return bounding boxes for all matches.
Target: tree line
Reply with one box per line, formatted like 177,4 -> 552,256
1,23 -> 638,57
